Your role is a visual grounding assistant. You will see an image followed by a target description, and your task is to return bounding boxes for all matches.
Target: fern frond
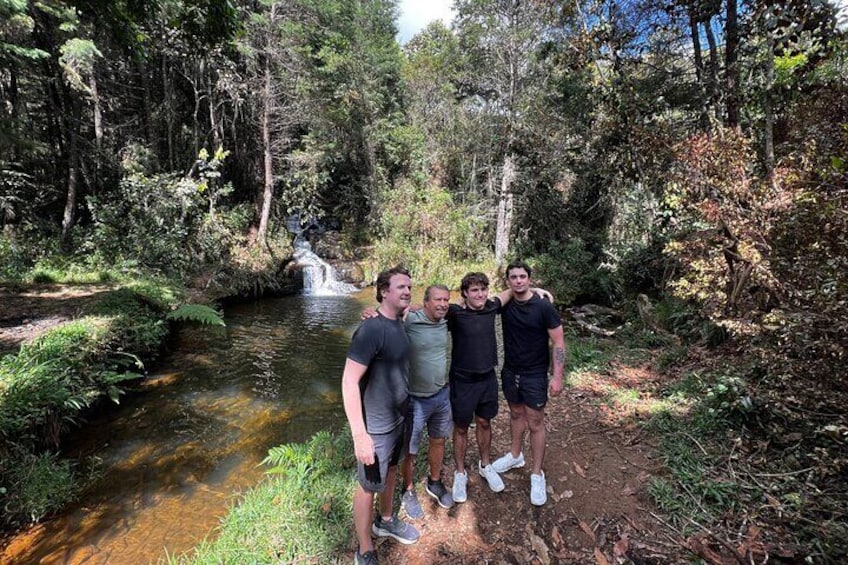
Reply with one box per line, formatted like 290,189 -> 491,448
166,304 -> 225,326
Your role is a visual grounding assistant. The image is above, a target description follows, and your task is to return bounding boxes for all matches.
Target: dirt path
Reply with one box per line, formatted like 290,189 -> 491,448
376,380 -> 674,564
0,284 -> 117,356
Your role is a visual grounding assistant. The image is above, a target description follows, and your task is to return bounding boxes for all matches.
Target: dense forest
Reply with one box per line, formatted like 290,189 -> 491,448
2,0 -> 847,561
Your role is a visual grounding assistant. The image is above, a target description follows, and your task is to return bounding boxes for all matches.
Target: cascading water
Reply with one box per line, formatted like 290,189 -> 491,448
292,236 -> 358,296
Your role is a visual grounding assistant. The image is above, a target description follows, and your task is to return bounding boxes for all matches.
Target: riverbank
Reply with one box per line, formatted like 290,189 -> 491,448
0,280 -> 184,532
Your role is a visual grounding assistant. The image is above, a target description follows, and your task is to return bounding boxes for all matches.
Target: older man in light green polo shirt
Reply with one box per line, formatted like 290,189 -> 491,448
399,284 -> 455,518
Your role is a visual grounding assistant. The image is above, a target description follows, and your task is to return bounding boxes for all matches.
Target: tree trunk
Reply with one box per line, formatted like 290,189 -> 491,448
688,10 -> 708,130
163,55 -> 174,169
763,37 -> 775,188
60,124 -> 79,251
207,58 -> 221,148
136,58 -> 153,144
256,61 -> 274,247
89,73 -> 103,193
495,153 -> 516,263
725,0 -> 740,127
704,19 -> 721,123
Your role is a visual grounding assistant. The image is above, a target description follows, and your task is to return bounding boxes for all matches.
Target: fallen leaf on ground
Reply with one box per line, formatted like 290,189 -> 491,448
551,525 -> 564,548
530,532 -> 551,565
574,462 -> 587,478
613,533 -> 629,560
578,520 -> 596,543
594,546 -> 611,565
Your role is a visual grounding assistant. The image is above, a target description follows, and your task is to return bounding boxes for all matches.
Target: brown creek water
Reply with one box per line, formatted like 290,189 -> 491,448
3,291 -> 372,564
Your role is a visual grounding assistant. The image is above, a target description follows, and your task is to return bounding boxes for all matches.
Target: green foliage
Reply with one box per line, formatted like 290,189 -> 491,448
0,448 -> 79,527
531,239 -> 619,305
166,304 -> 225,326
374,180 -> 494,287
82,149 -> 240,279
183,430 -> 355,564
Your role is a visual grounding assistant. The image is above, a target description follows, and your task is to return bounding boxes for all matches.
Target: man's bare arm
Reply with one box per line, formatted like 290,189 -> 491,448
548,325 -> 566,397
341,358 -> 374,464
496,287 -> 554,305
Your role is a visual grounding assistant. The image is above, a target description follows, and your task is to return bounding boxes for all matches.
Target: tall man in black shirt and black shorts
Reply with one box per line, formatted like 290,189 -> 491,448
491,260 -> 566,506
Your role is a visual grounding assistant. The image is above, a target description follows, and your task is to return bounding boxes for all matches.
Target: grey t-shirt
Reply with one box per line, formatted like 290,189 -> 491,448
404,309 -> 448,396
347,313 -> 410,434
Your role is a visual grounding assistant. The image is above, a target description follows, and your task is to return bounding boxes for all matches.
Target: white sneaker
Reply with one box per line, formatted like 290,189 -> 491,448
453,470 -> 468,503
478,461 -> 505,492
491,451 -> 525,473
530,472 -> 547,506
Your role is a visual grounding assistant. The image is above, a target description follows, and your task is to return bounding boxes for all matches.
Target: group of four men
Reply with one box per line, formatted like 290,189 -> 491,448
341,261 -> 566,565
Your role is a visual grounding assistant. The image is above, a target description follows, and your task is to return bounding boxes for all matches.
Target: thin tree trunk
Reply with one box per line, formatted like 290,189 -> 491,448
725,0 -> 740,127
207,59 -> 221,147
689,10 -> 708,130
256,61 -> 274,247
163,55 -> 174,169
704,18 -> 721,124
89,73 -> 102,193
495,153 -> 516,263
61,125 -> 79,251
763,37 -> 775,188
137,58 -> 153,144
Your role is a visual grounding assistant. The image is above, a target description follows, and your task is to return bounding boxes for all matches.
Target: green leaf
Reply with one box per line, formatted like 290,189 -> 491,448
166,304 -> 226,326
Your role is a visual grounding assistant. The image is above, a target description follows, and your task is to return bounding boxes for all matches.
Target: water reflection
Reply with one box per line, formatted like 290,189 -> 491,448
3,291 -> 371,565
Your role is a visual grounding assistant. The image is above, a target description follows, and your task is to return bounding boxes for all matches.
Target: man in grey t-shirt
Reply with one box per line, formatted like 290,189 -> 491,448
399,284 -> 455,519
342,267 -> 420,565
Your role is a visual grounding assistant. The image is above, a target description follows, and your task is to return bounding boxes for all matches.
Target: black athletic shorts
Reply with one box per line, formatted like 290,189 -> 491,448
501,366 -> 548,410
450,368 -> 499,427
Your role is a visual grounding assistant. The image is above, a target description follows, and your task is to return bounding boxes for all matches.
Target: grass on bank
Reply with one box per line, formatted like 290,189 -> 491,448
0,274 -> 183,530
174,430 -> 356,564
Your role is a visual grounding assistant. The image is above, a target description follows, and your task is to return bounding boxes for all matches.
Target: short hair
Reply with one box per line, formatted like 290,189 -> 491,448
506,259 -> 532,278
460,272 -> 489,297
376,266 -> 410,303
424,284 -> 449,302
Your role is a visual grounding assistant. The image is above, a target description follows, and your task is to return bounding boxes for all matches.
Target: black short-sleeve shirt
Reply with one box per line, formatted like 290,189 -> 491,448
501,294 -> 562,374
447,298 -> 501,375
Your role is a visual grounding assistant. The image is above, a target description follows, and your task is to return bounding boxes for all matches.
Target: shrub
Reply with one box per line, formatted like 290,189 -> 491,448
374,180 -> 494,287
531,238 -> 619,305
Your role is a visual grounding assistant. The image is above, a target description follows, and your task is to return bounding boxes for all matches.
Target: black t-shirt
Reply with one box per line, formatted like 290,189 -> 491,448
501,294 -> 562,374
346,313 -> 410,434
447,298 -> 501,375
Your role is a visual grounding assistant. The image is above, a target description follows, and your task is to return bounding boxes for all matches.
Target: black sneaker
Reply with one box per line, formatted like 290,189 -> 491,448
425,479 -> 455,509
371,515 -> 420,544
354,549 -> 378,564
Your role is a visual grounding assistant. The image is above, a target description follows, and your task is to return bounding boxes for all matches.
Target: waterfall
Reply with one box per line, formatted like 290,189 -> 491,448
292,237 -> 358,296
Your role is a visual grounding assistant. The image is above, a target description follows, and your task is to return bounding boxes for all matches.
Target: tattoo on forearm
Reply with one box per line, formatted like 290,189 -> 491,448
555,347 -> 565,367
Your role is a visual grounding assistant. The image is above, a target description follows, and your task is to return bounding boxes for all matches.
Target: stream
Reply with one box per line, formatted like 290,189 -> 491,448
4,291 -> 371,564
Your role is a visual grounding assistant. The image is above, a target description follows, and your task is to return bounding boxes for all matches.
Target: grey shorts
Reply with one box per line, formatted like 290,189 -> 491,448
406,387 -> 453,455
357,423 -> 406,493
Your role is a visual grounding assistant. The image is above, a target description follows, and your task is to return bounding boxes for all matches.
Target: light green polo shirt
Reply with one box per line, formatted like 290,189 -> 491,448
404,309 -> 449,397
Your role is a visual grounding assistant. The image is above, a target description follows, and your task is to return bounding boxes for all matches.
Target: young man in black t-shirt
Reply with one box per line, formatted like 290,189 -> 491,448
491,260 -> 566,506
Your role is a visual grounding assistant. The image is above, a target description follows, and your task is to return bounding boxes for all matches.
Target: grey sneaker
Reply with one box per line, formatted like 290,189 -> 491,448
492,451 -> 525,473
354,549 -> 378,565
401,489 -> 424,519
425,479 -> 455,509
478,461 -> 505,492
453,470 -> 468,503
372,515 -> 420,545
